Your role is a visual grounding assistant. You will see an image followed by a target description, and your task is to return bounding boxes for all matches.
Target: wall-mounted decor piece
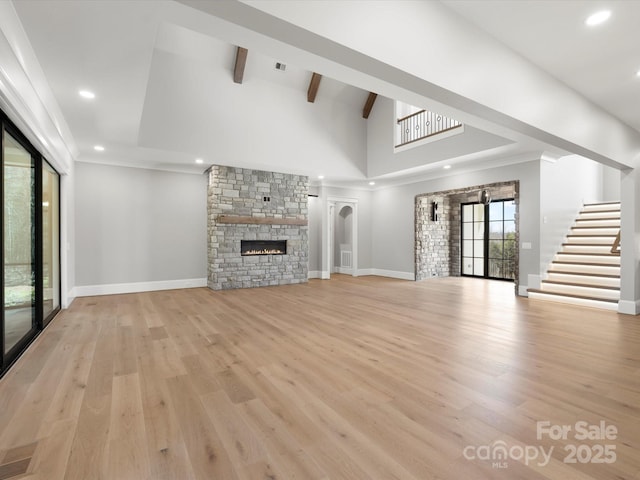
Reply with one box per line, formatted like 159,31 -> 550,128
478,189 -> 492,205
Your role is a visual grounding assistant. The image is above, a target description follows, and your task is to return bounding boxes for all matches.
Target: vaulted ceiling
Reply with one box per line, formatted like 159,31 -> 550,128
9,0 -> 640,186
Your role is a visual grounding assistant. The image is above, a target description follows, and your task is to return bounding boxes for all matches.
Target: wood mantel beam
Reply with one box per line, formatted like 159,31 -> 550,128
362,92 -> 378,119
307,72 -> 322,103
233,47 -> 248,84
216,215 -> 307,226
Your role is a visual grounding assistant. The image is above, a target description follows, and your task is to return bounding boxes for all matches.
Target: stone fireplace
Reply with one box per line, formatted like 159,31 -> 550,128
207,165 -> 309,290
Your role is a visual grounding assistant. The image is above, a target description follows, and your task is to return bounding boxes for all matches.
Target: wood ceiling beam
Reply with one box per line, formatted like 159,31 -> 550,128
233,47 -> 248,84
362,92 -> 378,119
307,72 -> 322,103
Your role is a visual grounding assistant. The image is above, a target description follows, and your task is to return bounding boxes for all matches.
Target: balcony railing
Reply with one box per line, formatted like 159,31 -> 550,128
396,109 -> 462,147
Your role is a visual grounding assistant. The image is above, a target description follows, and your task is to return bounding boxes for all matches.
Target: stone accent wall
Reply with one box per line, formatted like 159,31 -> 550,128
415,194 -> 452,280
415,181 -> 519,290
207,165 -> 309,290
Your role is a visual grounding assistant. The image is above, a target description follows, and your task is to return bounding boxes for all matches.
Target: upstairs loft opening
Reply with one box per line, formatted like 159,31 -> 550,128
395,101 -> 463,150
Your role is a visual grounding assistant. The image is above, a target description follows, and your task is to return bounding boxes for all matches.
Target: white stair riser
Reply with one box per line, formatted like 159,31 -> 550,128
578,212 -> 620,220
546,273 -> 620,288
550,264 -> 620,275
581,204 -> 620,212
540,284 -> 620,300
574,220 -> 620,228
570,228 -> 619,236
528,292 -> 618,311
554,254 -> 620,265
565,236 -> 617,245
562,245 -> 616,254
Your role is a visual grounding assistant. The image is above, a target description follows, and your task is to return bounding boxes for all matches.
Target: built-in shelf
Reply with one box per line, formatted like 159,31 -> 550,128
216,215 -> 307,226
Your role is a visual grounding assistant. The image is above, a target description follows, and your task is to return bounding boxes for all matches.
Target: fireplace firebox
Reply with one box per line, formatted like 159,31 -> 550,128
241,240 -> 287,256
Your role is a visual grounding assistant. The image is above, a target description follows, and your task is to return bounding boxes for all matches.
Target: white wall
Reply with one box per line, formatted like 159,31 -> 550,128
137,23 -> 368,180
60,166 -> 75,307
539,155 -> 608,272
307,192 -> 322,275
602,164 -> 621,202
370,160 -> 541,289
74,162 -> 207,294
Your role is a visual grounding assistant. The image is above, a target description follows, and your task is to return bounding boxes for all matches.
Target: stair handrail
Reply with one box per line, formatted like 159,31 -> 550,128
611,230 -> 621,255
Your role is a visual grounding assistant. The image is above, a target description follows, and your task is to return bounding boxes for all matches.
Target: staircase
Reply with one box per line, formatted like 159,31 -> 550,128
528,201 -> 620,311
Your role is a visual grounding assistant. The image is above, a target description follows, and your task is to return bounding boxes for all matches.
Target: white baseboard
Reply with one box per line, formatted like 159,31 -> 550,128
518,285 -> 529,297
618,300 -> 640,315
74,278 -> 207,297
357,268 -> 375,277
360,269 -> 415,281
336,267 -> 353,275
63,289 -> 76,309
312,268 -> 413,281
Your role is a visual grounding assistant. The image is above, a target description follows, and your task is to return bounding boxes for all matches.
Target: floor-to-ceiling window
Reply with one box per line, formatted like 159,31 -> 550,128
2,130 -> 36,355
461,203 -> 486,277
462,199 -> 516,281
42,160 -> 60,326
1,111 -> 60,375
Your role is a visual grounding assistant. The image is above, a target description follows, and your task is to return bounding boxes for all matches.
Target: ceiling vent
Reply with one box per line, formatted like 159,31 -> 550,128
275,62 -> 286,71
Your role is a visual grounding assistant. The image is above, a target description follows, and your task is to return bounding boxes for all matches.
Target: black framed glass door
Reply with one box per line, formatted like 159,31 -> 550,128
1,110 -> 61,376
462,199 -> 516,281
2,128 -> 37,358
42,160 -> 60,326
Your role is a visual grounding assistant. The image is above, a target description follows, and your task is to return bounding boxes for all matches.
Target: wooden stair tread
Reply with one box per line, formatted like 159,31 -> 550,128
548,271 -> 620,279
579,210 -> 620,214
571,226 -> 619,230
583,201 -> 621,206
566,234 -> 617,238
562,243 -> 615,246
558,252 -> 619,257
551,261 -> 619,267
527,289 -> 618,303
575,217 -> 620,222
541,280 -> 619,291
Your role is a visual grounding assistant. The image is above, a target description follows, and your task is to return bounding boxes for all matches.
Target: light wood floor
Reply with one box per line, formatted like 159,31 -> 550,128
1,275 -> 639,480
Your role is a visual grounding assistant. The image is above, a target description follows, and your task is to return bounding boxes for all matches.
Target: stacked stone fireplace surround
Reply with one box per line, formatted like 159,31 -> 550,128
207,165 -> 309,290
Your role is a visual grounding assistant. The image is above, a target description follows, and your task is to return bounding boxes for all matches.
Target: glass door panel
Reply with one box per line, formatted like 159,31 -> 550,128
488,200 -> 516,280
3,131 -> 36,354
462,199 -> 516,281
42,161 -> 60,325
461,202 -> 485,277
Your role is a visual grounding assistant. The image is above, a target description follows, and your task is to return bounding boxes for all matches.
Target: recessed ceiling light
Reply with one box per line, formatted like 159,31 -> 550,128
636,69 -> 640,78
79,89 -> 95,99
318,175 -> 325,179
93,145 -> 104,151
585,10 -> 611,26
443,165 -> 451,170
195,158 -> 203,164
369,181 -> 375,186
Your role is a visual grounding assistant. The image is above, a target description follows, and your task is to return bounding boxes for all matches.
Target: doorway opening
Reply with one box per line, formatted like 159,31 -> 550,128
415,181 -> 519,292
461,199 -> 516,280
325,198 -> 358,279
